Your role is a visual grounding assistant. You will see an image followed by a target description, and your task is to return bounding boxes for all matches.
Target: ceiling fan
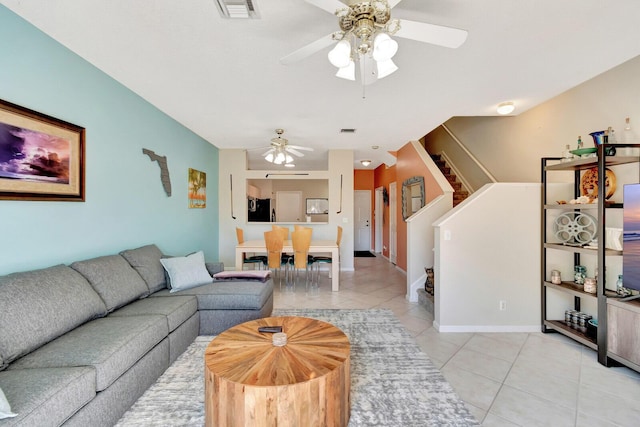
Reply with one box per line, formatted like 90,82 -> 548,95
280,0 -> 468,84
262,129 -> 314,166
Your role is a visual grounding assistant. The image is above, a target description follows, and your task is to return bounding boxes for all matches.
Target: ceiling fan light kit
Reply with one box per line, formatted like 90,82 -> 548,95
281,1 -> 468,86
263,129 -> 314,165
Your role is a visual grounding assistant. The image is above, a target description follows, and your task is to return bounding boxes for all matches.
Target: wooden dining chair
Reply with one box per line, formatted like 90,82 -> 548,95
264,230 -> 287,288
272,225 -> 289,239
290,228 -> 314,289
236,227 -> 267,270
312,225 -> 342,286
272,225 -> 292,264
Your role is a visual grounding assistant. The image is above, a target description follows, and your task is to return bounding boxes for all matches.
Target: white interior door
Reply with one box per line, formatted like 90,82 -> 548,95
375,187 -> 383,253
275,191 -> 302,222
354,190 -> 371,251
389,182 -> 397,264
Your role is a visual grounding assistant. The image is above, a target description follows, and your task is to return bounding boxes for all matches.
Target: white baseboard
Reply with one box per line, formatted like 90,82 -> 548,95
434,324 -> 541,333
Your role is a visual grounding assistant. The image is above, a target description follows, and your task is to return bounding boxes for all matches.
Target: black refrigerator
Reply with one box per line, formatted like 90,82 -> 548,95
248,198 -> 272,222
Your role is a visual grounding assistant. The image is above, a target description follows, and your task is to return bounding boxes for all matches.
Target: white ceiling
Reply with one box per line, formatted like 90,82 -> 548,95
3,0 -> 640,170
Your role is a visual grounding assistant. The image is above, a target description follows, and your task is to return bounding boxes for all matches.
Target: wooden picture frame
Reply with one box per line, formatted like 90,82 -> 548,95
0,99 -> 85,201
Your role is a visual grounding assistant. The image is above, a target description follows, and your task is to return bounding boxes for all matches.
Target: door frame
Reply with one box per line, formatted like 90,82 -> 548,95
374,187 -> 383,253
389,182 -> 397,264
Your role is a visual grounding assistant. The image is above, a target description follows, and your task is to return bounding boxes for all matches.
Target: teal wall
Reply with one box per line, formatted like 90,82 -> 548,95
0,6 -> 219,275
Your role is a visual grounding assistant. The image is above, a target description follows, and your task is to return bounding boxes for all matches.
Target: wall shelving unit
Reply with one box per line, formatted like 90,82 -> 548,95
541,144 -> 640,371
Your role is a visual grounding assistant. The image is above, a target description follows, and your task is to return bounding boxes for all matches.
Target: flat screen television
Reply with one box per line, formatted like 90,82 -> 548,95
622,183 -> 640,292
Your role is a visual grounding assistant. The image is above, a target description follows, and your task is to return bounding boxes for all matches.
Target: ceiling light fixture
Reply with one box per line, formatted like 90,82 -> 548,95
263,129 -> 314,165
497,102 -> 515,115
361,160 -> 372,167
327,1 -> 400,84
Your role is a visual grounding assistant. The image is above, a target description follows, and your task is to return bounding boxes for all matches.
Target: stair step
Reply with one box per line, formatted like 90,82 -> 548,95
430,154 -> 441,161
446,175 -> 458,183
451,182 -> 462,191
440,166 -> 451,175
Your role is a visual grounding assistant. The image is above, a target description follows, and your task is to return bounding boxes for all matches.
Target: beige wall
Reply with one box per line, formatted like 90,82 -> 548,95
426,55 -> 640,183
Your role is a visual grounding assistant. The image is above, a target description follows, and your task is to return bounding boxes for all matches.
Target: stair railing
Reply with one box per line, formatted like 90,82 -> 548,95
441,124 -> 497,184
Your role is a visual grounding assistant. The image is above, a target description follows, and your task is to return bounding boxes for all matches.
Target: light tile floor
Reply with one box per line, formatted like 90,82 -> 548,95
273,255 -> 640,426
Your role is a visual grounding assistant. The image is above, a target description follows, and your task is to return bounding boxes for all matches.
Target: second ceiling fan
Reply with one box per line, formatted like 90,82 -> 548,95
280,0 -> 468,84
263,129 -> 313,166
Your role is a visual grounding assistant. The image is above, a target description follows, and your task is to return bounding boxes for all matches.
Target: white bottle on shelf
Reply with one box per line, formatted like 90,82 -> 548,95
561,144 -> 573,162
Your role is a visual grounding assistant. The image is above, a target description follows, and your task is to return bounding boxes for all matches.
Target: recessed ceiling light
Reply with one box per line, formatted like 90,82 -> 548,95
497,101 -> 515,115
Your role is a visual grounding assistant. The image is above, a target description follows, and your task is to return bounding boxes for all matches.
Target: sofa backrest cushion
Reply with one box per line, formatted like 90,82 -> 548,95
120,244 -> 166,293
71,255 -> 149,312
0,265 -> 107,370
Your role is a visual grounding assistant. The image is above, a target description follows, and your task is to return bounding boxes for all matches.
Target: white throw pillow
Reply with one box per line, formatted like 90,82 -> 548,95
160,251 -> 212,293
0,386 -> 17,419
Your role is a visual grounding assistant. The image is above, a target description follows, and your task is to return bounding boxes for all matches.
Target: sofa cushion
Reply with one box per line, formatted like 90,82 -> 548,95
8,316 -> 168,392
152,279 -> 273,311
71,255 -> 150,312
159,251 -> 213,293
0,367 -> 95,427
0,265 -> 107,370
120,244 -> 167,293
109,295 -> 197,332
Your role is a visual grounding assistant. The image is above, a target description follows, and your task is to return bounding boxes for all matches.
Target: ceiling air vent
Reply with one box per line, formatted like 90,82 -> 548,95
215,0 -> 259,19
340,128 -> 357,133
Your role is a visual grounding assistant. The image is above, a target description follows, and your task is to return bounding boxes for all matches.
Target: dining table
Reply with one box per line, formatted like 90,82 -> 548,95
235,239 -> 340,291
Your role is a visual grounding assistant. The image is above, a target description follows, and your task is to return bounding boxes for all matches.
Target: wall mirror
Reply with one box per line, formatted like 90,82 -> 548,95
402,176 -> 425,220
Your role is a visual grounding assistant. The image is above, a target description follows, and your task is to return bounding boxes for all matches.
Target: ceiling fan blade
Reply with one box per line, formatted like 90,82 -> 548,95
287,148 -> 305,157
280,33 -> 337,65
287,145 -> 314,151
394,19 -> 468,49
304,0 -> 346,14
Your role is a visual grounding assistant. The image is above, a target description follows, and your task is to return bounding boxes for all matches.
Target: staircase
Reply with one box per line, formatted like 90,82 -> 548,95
430,154 -> 469,206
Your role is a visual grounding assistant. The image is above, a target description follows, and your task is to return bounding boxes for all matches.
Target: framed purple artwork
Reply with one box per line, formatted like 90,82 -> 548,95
0,99 -> 85,201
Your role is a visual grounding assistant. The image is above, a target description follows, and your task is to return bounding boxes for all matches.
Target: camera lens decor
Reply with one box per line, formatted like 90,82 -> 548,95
553,212 -> 597,246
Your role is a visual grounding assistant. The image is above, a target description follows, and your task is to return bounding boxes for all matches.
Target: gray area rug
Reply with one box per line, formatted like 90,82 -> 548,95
116,309 -> 478,426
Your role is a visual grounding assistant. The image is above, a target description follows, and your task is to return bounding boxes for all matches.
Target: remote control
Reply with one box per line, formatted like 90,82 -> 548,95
258,326 -> 283,333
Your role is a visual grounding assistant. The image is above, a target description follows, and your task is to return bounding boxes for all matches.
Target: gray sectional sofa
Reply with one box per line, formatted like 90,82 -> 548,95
0,244 -> 273,427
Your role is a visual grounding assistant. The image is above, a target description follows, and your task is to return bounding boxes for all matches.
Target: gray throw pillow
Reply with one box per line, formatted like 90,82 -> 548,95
160,251 -> 212,293
0,386 -> 17,419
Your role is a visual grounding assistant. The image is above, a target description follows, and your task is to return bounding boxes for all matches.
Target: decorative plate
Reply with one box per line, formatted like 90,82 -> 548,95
553,211 -> 597,246
570,147 -> 597,156
580,167 -> 616,200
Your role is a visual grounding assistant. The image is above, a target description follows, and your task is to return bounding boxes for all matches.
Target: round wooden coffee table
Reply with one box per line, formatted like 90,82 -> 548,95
204,316 -> 350,427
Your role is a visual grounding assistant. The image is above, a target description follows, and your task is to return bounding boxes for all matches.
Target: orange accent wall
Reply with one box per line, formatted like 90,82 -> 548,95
355,142 -> 441,271
354,170 -> 374,191
394,142 -> 444,271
